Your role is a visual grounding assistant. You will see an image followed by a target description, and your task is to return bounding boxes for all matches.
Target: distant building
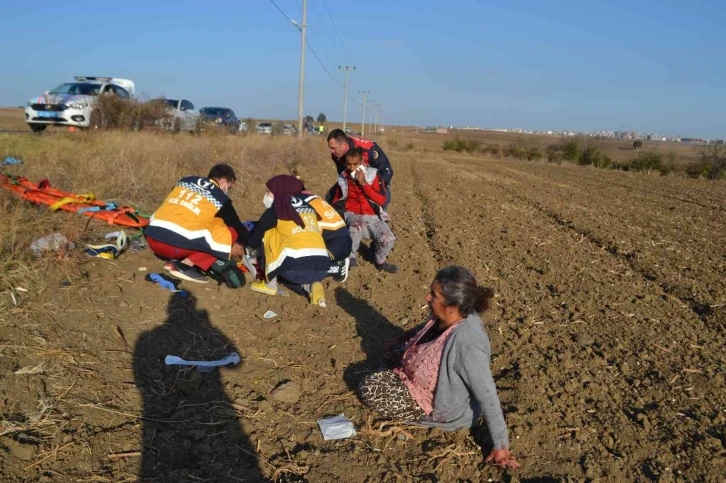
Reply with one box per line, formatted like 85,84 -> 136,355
436,128 -> 449,134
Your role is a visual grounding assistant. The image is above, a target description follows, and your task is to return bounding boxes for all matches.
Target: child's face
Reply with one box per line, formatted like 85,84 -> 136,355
345,157 -> 363,173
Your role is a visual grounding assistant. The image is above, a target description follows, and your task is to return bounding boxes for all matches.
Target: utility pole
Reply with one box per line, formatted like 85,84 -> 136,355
374,104 -> 379,135
368,100 -> 375,135
359,90 -> 369,136
340,66 -> 355,131
296,0 -> 308,138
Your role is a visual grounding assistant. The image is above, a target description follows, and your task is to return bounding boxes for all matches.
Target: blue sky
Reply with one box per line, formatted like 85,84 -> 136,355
1,0 -> 724,137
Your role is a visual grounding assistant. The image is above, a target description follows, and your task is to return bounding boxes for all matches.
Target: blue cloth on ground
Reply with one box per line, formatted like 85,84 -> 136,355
77,202 -> 118,214
147,273 -> 187,296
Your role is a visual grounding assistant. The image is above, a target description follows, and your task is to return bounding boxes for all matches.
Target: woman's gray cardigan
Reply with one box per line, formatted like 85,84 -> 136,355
416,313 -> 510,450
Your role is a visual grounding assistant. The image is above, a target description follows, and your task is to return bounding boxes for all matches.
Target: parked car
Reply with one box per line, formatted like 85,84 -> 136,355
199,107 -> 240,133
24,76 -> 135,132
282,124 -> 297,136
256,122 -> 273,135
344,127 -> 351,134
158,99 -> 200,132
239,120 -> 248,133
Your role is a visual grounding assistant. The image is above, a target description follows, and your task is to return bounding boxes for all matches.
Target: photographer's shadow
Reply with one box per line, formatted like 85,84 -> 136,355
133,292 -> 262,482
335,287 -> 405,391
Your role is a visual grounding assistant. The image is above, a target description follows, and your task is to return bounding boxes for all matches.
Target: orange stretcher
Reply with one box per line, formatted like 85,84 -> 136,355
1,174 -> 149,228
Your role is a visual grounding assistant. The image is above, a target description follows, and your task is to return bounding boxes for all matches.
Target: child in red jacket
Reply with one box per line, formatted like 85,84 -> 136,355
330,148 -> 397,273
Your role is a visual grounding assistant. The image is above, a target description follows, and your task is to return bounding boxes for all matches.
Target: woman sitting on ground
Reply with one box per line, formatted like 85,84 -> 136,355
358,265 -> 520,469
247,175 -> 330,306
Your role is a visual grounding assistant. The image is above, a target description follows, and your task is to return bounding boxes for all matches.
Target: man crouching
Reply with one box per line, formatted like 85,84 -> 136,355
144,163 -> 249,287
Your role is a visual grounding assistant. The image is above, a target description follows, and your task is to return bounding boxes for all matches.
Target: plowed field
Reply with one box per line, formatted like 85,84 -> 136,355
1,139 -> 724,482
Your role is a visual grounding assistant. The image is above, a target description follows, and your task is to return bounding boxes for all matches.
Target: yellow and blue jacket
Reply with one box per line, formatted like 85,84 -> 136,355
248,194 -> 331,281
305,194 -> 345,233
144,177 -> 233,260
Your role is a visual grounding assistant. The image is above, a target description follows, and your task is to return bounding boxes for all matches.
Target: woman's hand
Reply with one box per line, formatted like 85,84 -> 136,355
485,449 -> 520,469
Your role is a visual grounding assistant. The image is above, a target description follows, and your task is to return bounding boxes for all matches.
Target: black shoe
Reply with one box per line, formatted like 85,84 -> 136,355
375,262 -> 398,273
166,261 -> 209,283
333,258 -> 350,283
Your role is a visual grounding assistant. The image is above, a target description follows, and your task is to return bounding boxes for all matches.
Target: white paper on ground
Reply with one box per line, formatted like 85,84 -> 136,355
164,352 -> 241,370
317,414 -> 357,440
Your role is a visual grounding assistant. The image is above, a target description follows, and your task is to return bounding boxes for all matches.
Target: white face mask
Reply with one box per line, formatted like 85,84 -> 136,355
263,193 -> 274,209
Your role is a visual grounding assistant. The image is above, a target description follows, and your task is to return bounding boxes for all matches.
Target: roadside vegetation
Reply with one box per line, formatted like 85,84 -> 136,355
91,95 -> 170,130
442,135 -> 726,180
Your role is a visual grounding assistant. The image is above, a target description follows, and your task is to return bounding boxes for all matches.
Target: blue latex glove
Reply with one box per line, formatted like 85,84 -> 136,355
243,220 -> 256,234
146,273 -> 187,295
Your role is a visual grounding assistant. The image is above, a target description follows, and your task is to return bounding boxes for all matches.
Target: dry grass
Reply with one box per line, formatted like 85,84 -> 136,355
0,130 -> 331,302
0,396 -> 58,438
1,131 -> 324,204
0,194 -> 87,297
0,108 -> 35,131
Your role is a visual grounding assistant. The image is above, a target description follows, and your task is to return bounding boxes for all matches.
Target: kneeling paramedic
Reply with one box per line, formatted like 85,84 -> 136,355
144,163 -> 249,288
302,185 -> 353,283
247,175 -> 331,306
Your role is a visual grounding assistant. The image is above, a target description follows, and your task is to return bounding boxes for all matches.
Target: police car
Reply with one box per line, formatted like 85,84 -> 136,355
25,76 -> 135,132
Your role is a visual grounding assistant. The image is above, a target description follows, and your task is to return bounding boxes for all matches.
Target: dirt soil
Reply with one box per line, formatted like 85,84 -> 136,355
1,151 -> 725,482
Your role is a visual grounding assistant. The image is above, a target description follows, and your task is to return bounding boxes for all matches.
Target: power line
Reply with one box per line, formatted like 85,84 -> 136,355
303,0 -> 354,95
294,0 -> 339,67
306,21 -> 337,66
269,0 -> 367,124
269,0 -> 293,23
268,0 -> 344,89
309,0 -> 360,108
321,0 -> 353,62
306,39 -> 344,88
309,0 -> 345,62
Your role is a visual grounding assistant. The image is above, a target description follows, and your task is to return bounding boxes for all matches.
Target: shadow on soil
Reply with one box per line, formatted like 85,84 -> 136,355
335,287 -> 404,391
133,291 -> 263,482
